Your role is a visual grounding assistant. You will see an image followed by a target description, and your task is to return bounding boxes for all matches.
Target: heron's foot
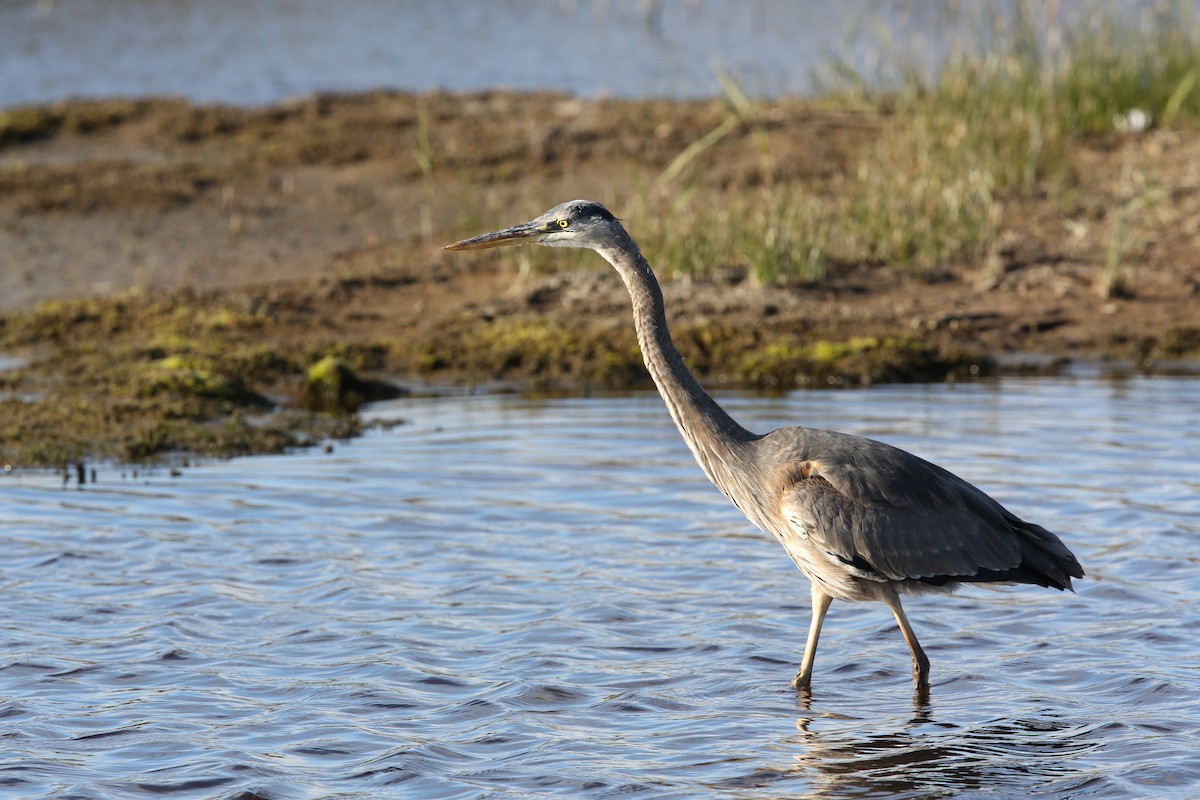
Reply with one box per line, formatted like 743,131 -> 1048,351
911,652 -> 931,689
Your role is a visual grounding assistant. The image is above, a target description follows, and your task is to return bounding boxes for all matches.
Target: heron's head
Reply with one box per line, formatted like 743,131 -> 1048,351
444,200 -> 626,252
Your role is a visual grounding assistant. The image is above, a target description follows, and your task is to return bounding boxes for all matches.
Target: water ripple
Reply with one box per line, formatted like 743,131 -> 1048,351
1,376 -> 1198,797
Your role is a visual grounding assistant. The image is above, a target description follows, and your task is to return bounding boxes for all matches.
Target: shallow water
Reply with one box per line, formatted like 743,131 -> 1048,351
2,375 -> 1199,798
0,1 -> 971,107
2,1 -> 1185,108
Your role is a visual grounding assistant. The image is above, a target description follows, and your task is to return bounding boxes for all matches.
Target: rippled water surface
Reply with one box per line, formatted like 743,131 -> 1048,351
0,1 -> 975,107
3,1 -> 1189,108
3,376 -> 1199,798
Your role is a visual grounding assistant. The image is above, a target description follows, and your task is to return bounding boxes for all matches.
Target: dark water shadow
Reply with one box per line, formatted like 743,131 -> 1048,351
712,690 -> 1105,798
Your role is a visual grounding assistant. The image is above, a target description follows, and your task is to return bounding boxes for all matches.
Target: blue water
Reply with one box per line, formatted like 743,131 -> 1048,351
3,0 -> 1192,109
2,374 -> 1198,797
0,0 -> 941,107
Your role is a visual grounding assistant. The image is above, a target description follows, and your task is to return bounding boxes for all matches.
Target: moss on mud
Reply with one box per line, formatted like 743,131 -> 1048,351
737,336 -> 980,387
302,355 -> 403,413
0,289 -> 355,467
0,285 -> 991,468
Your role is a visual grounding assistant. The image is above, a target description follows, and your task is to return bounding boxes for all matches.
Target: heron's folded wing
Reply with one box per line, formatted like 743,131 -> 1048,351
778,460 -> 1022,582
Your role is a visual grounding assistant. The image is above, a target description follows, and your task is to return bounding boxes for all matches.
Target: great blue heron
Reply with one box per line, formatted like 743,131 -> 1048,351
445,199 -> 1084,691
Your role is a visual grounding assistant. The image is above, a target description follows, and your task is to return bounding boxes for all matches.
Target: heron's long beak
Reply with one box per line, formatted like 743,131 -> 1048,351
443,221 -> 542,251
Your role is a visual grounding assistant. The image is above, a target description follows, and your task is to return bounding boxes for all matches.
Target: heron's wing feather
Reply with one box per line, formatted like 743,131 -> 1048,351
778,454 -> 1023,582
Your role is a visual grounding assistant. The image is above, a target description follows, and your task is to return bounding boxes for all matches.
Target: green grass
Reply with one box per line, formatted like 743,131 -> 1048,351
450,4 -> 1196,285
635,187 -> 829,284
643,2 -> 1199,279
435,3 -> 1196,288
1054,11 -> 1200,133
836,2 -> 1197,272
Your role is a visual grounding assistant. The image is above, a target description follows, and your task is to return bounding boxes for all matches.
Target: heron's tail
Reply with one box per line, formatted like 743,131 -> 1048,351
1005,516 -> 1084,591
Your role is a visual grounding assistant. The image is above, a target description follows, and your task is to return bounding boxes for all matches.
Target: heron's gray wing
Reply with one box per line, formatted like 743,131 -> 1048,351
777,451 -> 1024,582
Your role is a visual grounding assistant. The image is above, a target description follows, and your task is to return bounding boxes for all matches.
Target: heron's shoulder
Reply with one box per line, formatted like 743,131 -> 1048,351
752,427 -> 859,497
755,425 -> 920,467
755,425 -> 961,506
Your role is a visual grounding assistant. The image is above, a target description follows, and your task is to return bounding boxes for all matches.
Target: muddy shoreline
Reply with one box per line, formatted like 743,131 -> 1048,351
1,92 -> 1198,468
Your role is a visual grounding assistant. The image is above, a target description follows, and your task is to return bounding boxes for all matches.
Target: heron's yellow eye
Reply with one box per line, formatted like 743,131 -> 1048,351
557,219 -> 570,228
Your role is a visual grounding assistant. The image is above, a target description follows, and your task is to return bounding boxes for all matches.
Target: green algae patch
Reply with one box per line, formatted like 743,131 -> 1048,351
418,317 -> 646,389
0,106 -> 61,147
306,356 -> 357,395
119,410 -> 363,463
0,270 -> 1000,469
0,282 -> 995,469
0,99 -> 143,148
738,336 -> 985,388
1159,326 -> 1200,358
477,318 -> 579,375
302,355 -> 404,413
141,356 -> 266,405
0,288 -> 395,468
738,343 -> 810,387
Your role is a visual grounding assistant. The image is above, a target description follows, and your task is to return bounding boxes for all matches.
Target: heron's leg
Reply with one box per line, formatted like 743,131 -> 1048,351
882,590 -> 930,688
792,585 -> 833,689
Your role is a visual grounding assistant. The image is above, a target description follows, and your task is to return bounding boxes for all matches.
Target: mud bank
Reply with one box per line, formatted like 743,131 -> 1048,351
1,93 -> 1197,467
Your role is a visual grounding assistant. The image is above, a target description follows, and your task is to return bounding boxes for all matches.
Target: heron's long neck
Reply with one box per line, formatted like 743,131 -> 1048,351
598,242 -> 754,489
